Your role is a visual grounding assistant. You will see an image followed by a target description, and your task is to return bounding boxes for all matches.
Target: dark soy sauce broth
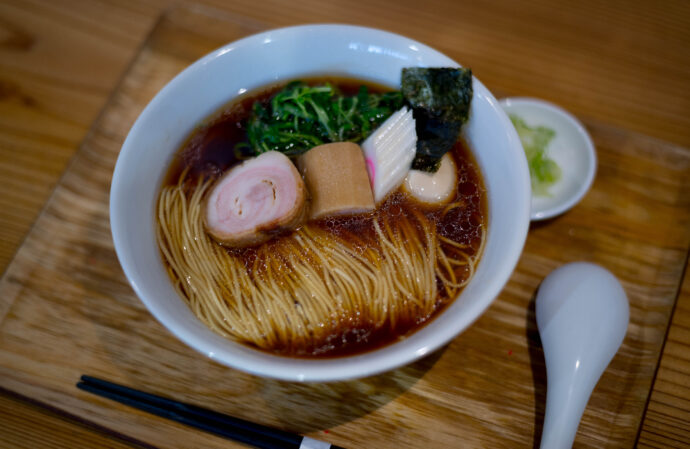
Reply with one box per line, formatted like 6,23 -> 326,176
163,77 -> 487,358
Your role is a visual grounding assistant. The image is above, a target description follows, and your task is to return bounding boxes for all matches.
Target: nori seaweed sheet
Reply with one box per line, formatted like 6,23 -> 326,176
402,67 -> 473,172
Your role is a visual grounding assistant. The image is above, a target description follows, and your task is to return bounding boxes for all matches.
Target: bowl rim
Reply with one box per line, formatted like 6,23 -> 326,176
110,23 -> 531,382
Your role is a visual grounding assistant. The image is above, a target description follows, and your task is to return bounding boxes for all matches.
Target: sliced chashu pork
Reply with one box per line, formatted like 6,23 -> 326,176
204,151 -> 307,247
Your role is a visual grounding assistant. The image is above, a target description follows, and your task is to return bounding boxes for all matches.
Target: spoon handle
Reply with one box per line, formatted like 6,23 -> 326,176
539,374 -> 598,449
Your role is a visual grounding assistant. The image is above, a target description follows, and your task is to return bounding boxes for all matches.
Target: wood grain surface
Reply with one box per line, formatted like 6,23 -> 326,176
0,387 -> 153,449
1,1 -> 689,448
638,257 -> 690,449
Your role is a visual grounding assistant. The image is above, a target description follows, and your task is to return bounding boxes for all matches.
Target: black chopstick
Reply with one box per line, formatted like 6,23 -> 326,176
77,375 -> 344,449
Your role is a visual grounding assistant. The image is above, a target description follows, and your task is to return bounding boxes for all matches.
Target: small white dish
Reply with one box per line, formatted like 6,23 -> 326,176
499,97 -> 597,221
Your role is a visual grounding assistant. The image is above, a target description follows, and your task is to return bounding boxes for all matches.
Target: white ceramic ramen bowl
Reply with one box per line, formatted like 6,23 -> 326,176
110,24 -> 531,382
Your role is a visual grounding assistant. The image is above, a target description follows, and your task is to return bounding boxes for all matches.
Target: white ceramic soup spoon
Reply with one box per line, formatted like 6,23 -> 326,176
536,262 -> 629,449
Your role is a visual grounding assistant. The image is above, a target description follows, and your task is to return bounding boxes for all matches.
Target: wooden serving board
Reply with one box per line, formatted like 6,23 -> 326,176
1,6 -> 689,448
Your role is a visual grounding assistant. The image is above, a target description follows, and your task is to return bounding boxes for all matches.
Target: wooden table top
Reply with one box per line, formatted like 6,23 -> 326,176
1,1 -> 689,448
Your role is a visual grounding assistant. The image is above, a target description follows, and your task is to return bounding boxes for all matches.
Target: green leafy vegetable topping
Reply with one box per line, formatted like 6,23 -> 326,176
401,67 -> 473,172
509,114 -> 561,196
244,81 -> 403,157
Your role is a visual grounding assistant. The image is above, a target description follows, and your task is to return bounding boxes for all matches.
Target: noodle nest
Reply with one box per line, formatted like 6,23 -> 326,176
157,174 -> 484,355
